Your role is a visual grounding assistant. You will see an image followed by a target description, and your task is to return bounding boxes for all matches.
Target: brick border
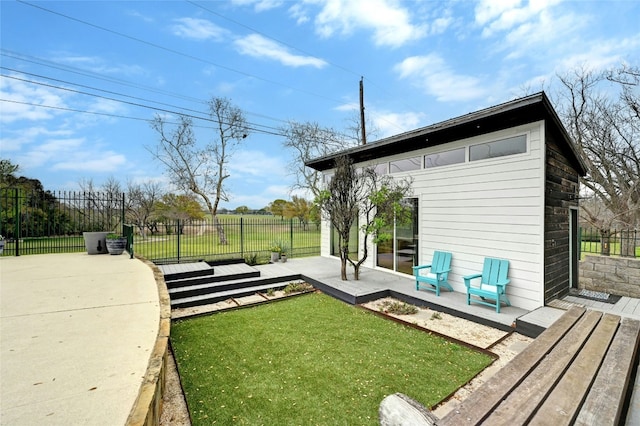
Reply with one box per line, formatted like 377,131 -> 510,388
125,256 -> 171,426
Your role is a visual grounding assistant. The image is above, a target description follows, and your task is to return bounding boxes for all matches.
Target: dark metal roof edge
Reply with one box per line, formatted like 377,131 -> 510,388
306,92 -> 587,176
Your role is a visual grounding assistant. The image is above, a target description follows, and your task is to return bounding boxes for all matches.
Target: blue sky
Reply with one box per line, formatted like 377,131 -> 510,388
1,0 -> 639,210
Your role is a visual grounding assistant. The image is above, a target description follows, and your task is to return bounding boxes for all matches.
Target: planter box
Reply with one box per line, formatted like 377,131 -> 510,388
83,232 -> 109,255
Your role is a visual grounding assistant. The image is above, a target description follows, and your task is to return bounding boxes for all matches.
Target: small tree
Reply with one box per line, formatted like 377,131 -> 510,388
316,155 -> 412,280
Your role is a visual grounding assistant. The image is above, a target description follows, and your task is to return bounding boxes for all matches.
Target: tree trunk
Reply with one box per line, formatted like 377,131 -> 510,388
620,229 -> 635,257
213,215 -> 227,245
340,247 -> 348,280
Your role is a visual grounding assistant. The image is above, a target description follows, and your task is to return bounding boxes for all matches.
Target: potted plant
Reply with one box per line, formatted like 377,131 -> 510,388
269,244 -> 281,263
0,235 -> 5,255
83,231 -> 109,254
279,243 -> 289,263
105,233 -> 127,255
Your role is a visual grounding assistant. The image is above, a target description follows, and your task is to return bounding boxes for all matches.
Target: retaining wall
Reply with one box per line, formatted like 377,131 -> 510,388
126,257 -> 171,426
579,255 -> 640,297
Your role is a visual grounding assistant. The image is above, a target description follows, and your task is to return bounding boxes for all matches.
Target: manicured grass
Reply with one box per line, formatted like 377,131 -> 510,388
171,293 -> 492,425
581,241 -> 640,258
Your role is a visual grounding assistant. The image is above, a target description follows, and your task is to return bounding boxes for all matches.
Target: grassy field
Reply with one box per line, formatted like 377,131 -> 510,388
1,215 -> 321,260
171,293 -> 492,425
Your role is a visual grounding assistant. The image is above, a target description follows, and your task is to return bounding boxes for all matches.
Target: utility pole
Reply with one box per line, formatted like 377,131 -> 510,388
360,77 -> 366,145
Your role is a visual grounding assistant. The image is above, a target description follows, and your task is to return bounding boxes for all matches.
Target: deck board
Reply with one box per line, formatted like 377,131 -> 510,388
575,318 -> 640,426
530,313 -> 620,426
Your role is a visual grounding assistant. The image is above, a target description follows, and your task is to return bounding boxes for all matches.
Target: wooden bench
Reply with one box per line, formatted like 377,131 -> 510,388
380,306 -> 640,425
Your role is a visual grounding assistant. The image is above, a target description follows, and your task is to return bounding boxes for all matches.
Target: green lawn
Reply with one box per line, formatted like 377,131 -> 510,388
171,293 -> 492,425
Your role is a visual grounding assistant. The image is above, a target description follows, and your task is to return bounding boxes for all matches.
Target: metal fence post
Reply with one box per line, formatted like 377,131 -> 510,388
13,188 -> 20,256
176,219 -> 181,263
240,217 -> 244,258
290,218 -> 294,258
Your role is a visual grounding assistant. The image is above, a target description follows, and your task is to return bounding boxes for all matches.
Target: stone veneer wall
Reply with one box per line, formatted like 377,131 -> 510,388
579,255 -> 640,297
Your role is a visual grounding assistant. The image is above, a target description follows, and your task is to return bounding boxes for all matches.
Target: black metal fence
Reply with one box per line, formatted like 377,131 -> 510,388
0,187 -> 320,262
0,188 -> 125,256
134,217 -> 321,264
581,227 -> 639,258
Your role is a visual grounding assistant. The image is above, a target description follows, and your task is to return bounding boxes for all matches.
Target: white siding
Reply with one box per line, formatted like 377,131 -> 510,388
319,121 -> 547,310
410,123 -> 545,310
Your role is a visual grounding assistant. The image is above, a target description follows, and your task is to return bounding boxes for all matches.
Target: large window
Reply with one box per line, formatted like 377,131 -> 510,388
470,134 -> 527,161
376,198 -> 418,275
425,147 -> 465,168
390,157 -> 421,173
330,220 -> 358,259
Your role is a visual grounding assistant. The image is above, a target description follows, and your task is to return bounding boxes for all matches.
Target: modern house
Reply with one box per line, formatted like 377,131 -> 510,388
306,92 -> 588,311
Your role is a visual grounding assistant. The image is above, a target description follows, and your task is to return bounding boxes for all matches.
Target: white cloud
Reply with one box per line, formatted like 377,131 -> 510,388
0,74 -> 67,123
52,151 -> 127,172
555,34 -> 640,73
394,54 -> 487,102
171,18 -> 228,41
309,0 -> 426,47
231,0 -> 284,12
234,34 -> 328,68
228,149 -> 288,178
372,111 -> 427,138
54,53 -> 146,76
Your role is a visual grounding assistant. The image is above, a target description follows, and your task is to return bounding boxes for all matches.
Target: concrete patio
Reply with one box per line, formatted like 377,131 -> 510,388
0,253 -> 161,426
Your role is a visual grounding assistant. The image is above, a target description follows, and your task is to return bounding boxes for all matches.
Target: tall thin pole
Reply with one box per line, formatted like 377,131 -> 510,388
360,77 -> 366,145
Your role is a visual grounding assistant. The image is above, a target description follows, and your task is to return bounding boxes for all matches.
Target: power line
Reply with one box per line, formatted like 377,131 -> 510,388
0,98 -> 287,137
17,0 -> 348,107
0,49 -> 293,127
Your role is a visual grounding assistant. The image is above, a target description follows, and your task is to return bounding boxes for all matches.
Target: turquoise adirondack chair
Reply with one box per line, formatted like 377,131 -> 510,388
412,251 -> 453,296
463,257 -> 511,313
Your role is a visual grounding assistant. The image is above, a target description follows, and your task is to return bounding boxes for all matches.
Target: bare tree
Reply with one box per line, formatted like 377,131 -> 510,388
281,121 -> 357,198
149,97 -> 249,244
557,64 -> 640,255
77,177 -> 124,232
316,155 -> 412,280
126,180 -> 164,237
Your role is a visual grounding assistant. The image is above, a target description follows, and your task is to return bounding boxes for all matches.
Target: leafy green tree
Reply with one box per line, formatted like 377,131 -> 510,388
155,193 -> 205,234
283,196 -> 313,230
269,199 -> 288,218
235,205 -> 250,215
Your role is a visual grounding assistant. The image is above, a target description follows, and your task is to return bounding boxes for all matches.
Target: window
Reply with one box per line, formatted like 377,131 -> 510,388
470,135 -> 527,161
373,163 -> 388,175
389,156 -> 421,173
424,147 -> 465,168
376,198 -> 418,275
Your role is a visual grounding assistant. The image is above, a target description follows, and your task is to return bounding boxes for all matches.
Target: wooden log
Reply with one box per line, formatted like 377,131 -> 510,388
379,393 -> 437,426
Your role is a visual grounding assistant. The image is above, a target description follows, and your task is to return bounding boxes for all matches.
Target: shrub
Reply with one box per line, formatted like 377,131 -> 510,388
379,300 -> 418,315
283,281 -> 313,294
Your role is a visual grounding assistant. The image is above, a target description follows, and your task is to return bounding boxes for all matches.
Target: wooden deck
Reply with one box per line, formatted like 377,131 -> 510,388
438,305 -> 640,425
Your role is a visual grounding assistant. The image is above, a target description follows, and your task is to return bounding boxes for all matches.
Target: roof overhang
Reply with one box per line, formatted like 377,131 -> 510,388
306,92 -> 588,176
